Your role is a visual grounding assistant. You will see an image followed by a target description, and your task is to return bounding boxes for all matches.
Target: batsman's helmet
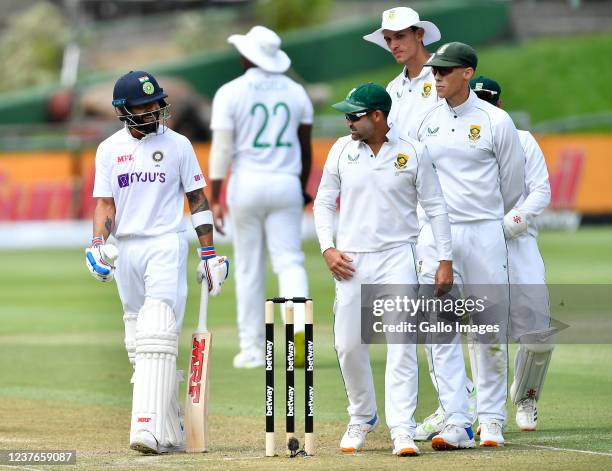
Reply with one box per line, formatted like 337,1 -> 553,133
112,70 -> 170,135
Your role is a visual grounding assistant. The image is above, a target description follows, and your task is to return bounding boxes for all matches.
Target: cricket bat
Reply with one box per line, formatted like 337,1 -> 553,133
184,283 -> 212,453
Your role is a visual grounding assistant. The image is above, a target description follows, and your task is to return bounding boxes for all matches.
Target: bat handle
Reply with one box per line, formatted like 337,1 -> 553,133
197,283 -> 209,333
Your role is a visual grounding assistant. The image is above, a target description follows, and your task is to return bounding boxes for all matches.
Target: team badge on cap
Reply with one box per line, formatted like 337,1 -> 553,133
142,81 -> 155,95
394,153 -> 409,169
387,10 -> 396,20
469,125 -> 481,142
422,83 -> 432,98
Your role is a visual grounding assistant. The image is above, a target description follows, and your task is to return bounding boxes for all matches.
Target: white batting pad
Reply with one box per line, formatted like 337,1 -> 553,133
123,312 -> 138,367
130,299 -> 179,448
165,370 -> 185,448
510,342 -> 554,404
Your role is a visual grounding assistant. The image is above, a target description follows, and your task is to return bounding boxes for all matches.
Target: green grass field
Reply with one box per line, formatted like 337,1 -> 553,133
1,227 -> 612,470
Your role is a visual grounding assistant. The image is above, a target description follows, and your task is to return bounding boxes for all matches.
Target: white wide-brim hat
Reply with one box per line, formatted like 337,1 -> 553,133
363,7 -> 441,51
228,25 -> 291,74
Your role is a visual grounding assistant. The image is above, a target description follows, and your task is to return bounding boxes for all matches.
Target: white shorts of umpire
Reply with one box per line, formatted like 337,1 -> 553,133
130,299 -> 185,453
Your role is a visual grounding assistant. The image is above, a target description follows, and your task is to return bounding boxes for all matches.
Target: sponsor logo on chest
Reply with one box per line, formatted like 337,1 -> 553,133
347,153 -> 360,164
117,172 -> 166,188
426,126 -> 439,137
116,154 -> 134,164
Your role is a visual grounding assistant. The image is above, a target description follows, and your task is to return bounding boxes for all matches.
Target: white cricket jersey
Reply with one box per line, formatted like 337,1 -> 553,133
313,127 -> 451,258
387,66 -> 439,136
210,67 -> 313,177
516,130 -> 551,237
411,90 -> 525,223
93,126 -> 205,238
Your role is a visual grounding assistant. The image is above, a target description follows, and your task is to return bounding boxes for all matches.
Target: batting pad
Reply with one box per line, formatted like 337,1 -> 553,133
510,342 -> 554,404
165,370 -> 185,448
131,299 -> 179,447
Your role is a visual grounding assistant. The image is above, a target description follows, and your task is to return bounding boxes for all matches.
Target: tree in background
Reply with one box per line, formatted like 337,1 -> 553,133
255,0 -> 332,32
0,2 -> 68,92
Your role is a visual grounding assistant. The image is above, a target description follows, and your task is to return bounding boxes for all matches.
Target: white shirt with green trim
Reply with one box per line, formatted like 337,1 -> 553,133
210,67 -> 313,177
411,90 -> 525,223
387,66 -> 439,136
313,126 -> 452,259
92,126 -> 205,238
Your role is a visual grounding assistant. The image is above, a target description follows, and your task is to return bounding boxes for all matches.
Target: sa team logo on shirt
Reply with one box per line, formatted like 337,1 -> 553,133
469,125 -> 481,143
422,83 -> 432,98
394,153 -> 409,170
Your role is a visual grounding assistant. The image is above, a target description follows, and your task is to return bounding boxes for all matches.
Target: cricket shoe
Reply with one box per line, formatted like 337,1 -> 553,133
392,434 -> 420,456
479,421 -> 505,447
294,331 -> 305,368
232,349 -> 265,369
516,398 -> 537,431
340,415 -> 378,453
415,409 -> 444,441
431,424 -> 475,450
130,430 -> 185,454
476,422 -> 508,435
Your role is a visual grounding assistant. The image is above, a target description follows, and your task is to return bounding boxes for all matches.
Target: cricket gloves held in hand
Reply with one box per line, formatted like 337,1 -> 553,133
503,209 -> 529,239
85,236 -> 118,282
197,246 -> 229,296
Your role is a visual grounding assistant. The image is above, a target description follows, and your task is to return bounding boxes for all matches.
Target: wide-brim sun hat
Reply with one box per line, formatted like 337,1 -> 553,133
228,25 -> 291,74
363,7 -> 441,51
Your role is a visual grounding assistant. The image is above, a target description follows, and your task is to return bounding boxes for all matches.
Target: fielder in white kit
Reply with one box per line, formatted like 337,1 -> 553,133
364,6 -> 477,440
208,26 -> 313,369
314,83 -> 474,456
410,43 -> 526,447
470,76 -> 554,432
86,71 -> 228,453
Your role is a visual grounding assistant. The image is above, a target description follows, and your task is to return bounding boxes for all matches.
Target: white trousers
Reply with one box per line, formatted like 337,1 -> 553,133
333,243 -> 470,438
507,234 -> 550,339
418,220 -> 509,424
115,232 -> 189,331
228,172 -> 308,353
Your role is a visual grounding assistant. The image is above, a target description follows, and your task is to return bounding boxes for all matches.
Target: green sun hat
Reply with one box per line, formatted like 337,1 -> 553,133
425,42 -> 478,69
332,82 -> 392,113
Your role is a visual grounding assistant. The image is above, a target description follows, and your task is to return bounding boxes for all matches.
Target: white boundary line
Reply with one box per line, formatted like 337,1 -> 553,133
1,465 -> 44,471
508,442 -> 612,457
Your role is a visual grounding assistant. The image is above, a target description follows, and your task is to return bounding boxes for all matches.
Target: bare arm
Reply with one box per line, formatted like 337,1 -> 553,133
93,197 -> 116,240
298,124 -> 313,193
186,188 -> 213,247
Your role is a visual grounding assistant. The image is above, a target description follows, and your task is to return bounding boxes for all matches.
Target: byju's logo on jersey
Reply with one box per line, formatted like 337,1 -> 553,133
469,125 -> 481,143
426,126 -> 439,136
117,172 -> 166,188
422,83 -> 432,98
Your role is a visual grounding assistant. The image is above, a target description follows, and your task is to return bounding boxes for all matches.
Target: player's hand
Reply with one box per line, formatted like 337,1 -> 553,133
503,208 -> 528,239
434,260 -> 453,297
323,248 -> 355,280
85,237 -> 118,282
197,246 -> 229,296
211,203 -> 226,236
302,190 -> 313,207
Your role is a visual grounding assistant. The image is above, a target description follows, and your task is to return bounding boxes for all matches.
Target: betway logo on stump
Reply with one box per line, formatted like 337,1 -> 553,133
265,340 -> 274,371
266,385 -> 274,417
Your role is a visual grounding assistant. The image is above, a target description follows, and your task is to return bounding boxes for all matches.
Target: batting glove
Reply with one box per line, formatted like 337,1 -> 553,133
197,246 -> 229,296
85,236 -> 118,282
503,209 -> 529,239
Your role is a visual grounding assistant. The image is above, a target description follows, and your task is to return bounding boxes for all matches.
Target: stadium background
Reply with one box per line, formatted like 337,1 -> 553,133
1,1 -> 612,469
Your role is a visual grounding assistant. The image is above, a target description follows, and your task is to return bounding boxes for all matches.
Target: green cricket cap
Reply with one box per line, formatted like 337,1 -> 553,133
332,82 -> 392,113
425,42 -> 478,69
470,75 -> 502,105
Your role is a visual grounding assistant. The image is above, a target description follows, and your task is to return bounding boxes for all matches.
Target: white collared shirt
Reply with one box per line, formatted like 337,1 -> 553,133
387,66 -> 440,136
313,127 -> 451,258
93,126 -> 205,238
517,130 -> 551,237
210,67 -> 313,177
411,90 -> 525,223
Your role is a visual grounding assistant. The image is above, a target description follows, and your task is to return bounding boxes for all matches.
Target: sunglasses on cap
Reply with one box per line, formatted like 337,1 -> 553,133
345,110 -> 370,122
431,66 -> 457,77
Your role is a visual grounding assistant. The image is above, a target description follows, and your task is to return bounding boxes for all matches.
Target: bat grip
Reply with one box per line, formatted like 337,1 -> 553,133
197,283 -> 209,333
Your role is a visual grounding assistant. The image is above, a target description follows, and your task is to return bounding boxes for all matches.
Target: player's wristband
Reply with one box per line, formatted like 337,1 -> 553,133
92,236 -> 104,247
198,246 -> 216,260
191,210 -> 213,229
